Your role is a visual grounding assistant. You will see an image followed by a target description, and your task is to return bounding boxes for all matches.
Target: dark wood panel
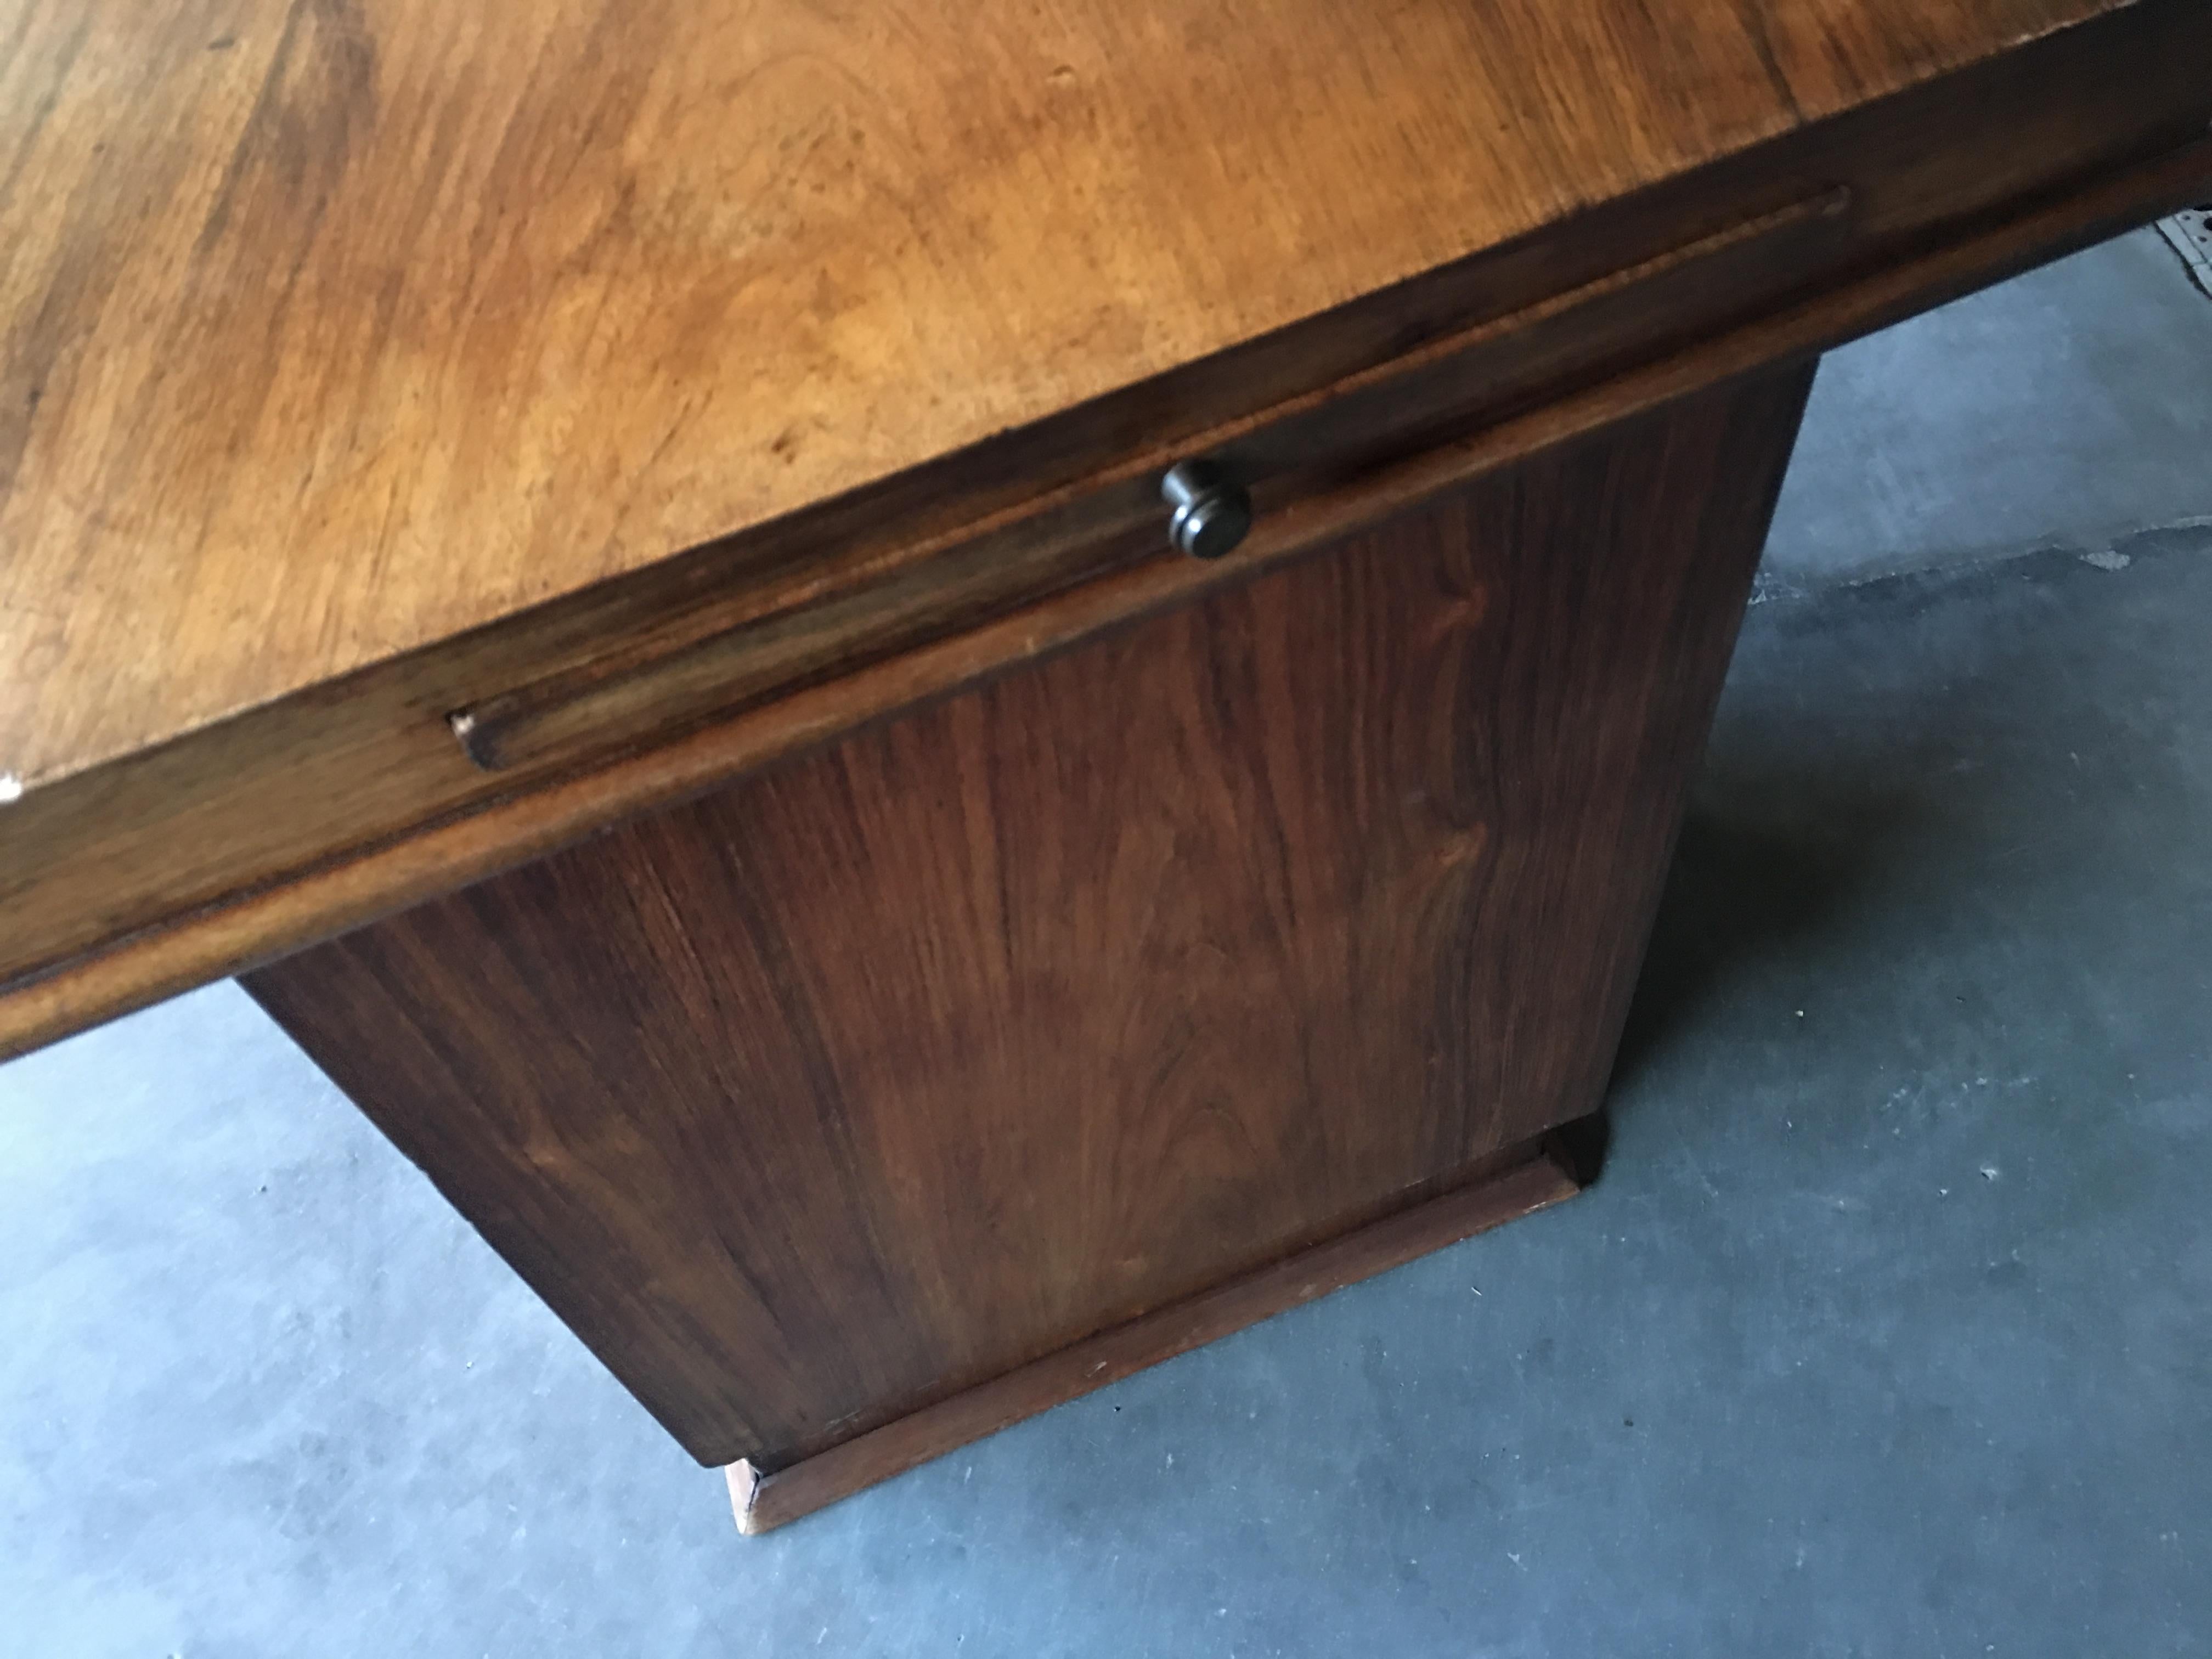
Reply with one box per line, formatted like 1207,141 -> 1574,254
242,365 -> 1814,1469
729,1138 -> 1582,1533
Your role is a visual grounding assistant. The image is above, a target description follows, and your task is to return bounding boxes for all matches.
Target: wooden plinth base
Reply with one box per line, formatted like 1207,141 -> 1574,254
725,1136 -> 1582,1534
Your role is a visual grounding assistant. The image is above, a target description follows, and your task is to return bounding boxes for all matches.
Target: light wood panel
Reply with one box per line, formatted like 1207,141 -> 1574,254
0,0 -> 2182,791
242,364 -> 1815,1472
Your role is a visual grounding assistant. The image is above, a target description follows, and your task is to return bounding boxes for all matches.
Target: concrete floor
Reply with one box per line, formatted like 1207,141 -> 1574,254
5,229 -> 2210,1656
1760,225 -> 2212,592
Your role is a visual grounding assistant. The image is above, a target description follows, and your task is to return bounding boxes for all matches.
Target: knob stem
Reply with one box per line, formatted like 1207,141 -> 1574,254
1161,460 -> 1254,560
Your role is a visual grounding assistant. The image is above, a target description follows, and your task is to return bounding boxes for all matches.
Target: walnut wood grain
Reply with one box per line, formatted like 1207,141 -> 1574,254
727,1140 -> 1583,1534
7,124 -> 2207,1060
10,1 -> 2212,1060
241,365 -> 1814,1474
4,0 -> 2168,793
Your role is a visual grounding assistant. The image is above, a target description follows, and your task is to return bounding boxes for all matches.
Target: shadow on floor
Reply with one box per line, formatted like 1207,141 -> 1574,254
1610,805 -> 1874,1098
1608,529 -> 2212,1152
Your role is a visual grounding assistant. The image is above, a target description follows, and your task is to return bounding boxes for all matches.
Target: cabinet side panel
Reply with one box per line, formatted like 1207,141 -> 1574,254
244,364 -> 1815,1466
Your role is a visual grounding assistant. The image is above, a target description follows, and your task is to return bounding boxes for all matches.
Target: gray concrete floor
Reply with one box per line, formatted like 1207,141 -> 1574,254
1761,227 -> 2212,592
5,228 -> 2210,1656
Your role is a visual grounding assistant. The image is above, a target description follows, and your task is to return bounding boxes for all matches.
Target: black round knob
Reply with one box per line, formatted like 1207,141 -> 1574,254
1160,460 -> 1253,560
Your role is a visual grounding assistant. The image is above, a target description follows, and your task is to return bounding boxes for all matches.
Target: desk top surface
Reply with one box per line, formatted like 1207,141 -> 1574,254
0,0 -> 2128,793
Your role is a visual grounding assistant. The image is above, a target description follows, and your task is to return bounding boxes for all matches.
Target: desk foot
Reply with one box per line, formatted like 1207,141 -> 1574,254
725,1133 -> 1584,1534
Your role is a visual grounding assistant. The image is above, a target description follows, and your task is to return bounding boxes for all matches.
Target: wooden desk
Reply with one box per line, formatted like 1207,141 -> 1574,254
5,0 -> 2207,1532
